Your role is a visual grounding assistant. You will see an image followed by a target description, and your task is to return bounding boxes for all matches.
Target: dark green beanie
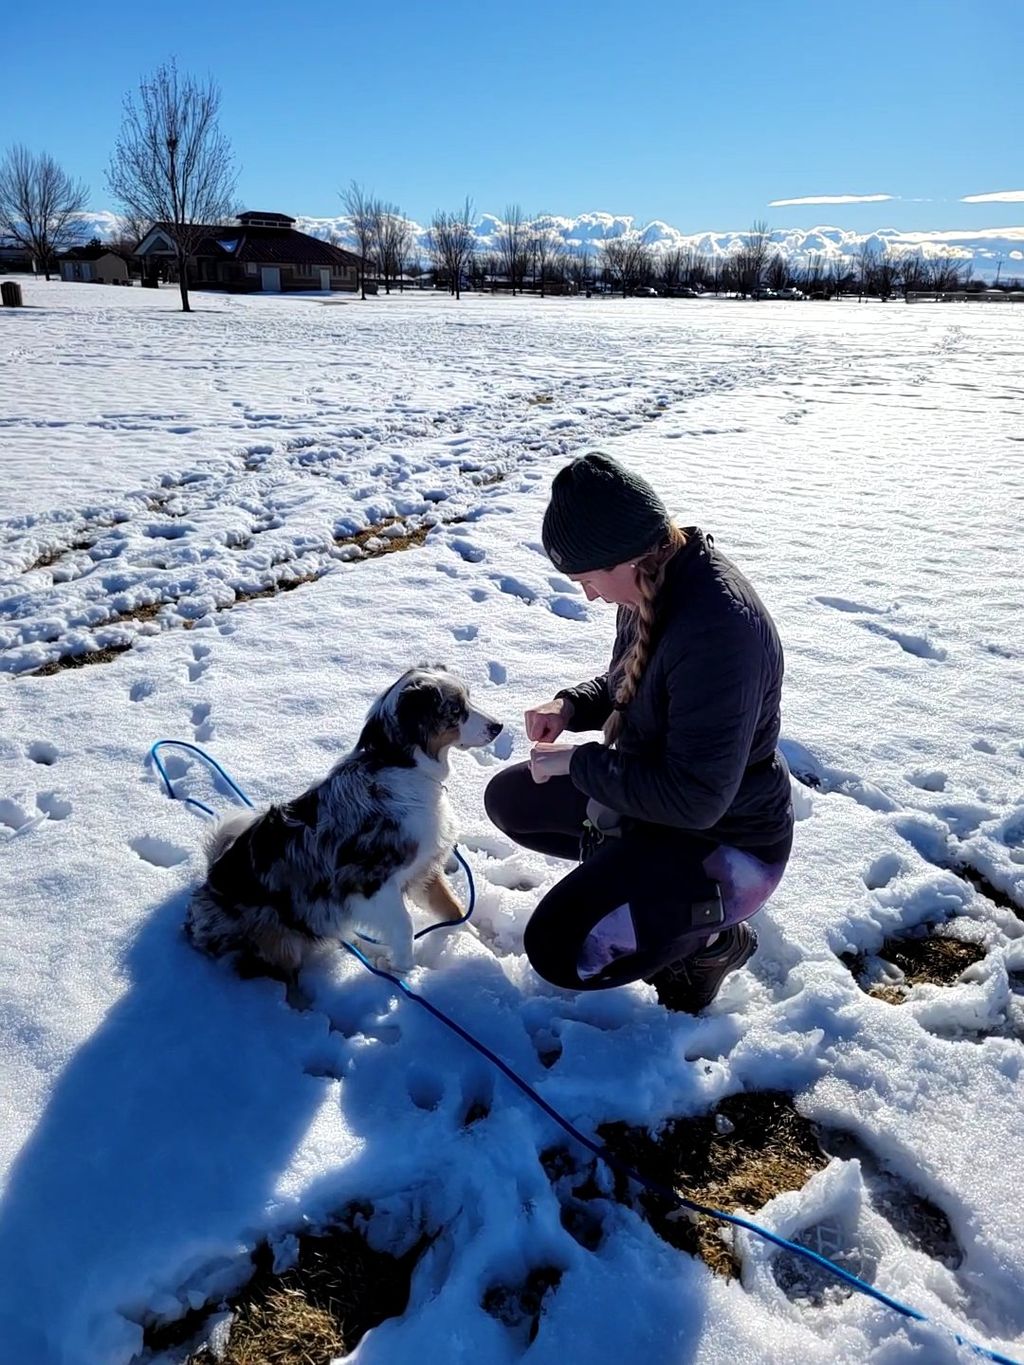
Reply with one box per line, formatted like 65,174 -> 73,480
541,453 -> 671,573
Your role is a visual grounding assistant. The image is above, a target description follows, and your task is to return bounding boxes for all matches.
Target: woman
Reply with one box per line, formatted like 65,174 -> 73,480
484,452 -> 793,1012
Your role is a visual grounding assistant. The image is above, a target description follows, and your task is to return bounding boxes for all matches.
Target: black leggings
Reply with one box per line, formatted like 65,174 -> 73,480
484,763 -> 792,991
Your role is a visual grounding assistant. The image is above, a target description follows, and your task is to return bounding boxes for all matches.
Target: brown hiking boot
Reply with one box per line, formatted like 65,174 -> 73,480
646,922 -> 758,1013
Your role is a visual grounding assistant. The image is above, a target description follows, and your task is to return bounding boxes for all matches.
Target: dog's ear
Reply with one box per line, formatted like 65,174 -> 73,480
396,679 -> 444,753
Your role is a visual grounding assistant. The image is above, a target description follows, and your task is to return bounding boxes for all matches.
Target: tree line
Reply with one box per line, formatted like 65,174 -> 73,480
0,60 -> 1008,312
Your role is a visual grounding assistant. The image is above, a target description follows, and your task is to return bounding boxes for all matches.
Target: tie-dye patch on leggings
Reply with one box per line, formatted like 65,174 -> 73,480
576,843 -> 788,982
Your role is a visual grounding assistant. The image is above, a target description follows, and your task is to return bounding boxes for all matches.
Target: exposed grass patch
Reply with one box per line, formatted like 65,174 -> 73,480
481,1266 -> 562,1345
107,600 -> 167,626
230,571 -> 327,606
842,931 -> 985,1001
334,518 -> 432,559
146,1216 -> 425,1365
24,545 -> 66,572
596,1090 -> 829,1277
15,516 -> 453,677
29,643 -> 133,676
23,533 -> 101,575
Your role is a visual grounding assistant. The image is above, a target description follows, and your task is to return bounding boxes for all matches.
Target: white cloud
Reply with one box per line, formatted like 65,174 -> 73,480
768,194 -> 895,207
961,190 -> 1024,203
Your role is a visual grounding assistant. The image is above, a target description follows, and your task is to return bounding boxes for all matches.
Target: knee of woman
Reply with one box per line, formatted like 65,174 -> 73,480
483,768 -> 516,833
522,906 -> 577,990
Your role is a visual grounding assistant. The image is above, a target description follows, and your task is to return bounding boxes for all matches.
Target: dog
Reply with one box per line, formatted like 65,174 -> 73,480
185,665 -> 502,977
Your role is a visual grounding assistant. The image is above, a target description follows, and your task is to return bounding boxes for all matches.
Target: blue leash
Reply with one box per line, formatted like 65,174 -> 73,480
149,739 -> 1019,1365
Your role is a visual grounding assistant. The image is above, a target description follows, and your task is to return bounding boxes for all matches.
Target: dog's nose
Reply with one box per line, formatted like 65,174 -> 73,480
487,721 -> 503,740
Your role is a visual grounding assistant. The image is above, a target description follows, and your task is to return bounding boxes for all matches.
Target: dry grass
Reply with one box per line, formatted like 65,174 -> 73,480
334,518 -> 432,558
597,1090 -> 830,1276
29,643 -> 133,676
214,1288 -> 344,1365
108,600 -> 167,625
844,932 -> 986,1002
164,1219 -> 424,1365
230,571 -> 326,605
17,516 -> 446,678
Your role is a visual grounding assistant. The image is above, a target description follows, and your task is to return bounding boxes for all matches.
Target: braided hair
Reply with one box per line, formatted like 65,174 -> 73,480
603,523 -> 688,746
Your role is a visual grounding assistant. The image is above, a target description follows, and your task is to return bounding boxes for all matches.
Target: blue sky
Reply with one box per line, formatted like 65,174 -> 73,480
4,0 -> 1022,233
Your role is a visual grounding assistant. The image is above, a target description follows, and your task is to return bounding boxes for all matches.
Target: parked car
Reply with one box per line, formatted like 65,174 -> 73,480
633,285 -> 659,297
668,285 -> 701,298
752,286 -> 778,300
775,286 -> 805,300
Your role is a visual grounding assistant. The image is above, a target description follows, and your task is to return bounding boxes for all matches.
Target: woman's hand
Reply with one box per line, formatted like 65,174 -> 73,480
524,697 -> 574,743
529,742 -> 576,785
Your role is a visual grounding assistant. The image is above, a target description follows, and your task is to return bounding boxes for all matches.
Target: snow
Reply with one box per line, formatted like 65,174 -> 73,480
1,280 -> 1023,1365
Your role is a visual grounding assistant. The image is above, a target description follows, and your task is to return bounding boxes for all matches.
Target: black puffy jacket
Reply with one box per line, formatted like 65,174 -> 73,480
557,527 -> 793,849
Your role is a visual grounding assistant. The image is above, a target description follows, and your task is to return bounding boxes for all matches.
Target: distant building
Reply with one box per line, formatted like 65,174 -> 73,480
0,238 -> 34,274
58,245 -> 130,285
134,211 -> 365,293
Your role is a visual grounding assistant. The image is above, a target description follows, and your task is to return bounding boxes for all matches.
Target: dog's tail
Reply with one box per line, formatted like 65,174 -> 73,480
204,808 -> 260,866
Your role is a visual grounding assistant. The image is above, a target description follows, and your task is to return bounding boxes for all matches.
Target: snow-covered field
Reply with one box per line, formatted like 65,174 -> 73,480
1,281 -> 1022,1365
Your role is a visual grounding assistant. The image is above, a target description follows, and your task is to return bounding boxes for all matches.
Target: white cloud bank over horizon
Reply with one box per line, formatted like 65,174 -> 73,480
768,194 -> 895,207
76,208 -> 1024,279
961,189 -> 1024,203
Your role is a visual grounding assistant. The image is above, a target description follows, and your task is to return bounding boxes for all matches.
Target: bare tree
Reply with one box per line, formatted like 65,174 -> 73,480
873,245 -> 902,300
899,250 -> 928,295
107,60 -> 236,312
800,251 -> 825,293
732,219 -> 774,296
103,211 -> 150,269
341,181 -> 377,299
659,248 -> 682,292
0,146 -> 89,279
927,253 -> 971,291
481,251 -> 501,291
602,236 -> 653,297
426,198 -> 476,300
567,248 -> 592,293
498,203 -> 527,295
765,251 -> 789,290
528,219 -> 564,297
370,200 -> 413,294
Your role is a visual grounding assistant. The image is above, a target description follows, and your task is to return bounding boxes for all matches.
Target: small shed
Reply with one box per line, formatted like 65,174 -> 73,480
59,246 -> 131,284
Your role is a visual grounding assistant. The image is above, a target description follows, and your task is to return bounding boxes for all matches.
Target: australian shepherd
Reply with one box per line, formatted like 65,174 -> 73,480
185,665 -> 502,976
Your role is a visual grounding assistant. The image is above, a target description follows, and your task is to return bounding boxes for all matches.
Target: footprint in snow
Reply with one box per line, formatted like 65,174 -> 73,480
488,660 -> 507,684
0,798 -> 33,833
0,793 -> 69,833
187,643 -> 212,682
129,679 -> 157,703
26,740 -> 59,765
36,792 -> 72,820
549,595 -> 587,621
815,595 -> 885,615
494,575 -> 537,604
128,835 -> 191,868
191,701 -> 215,742
451,624 -> 479,641
856,619 -> 947,661
450,537 -> 486,564
907,769 -> 947,793
862,853 -> 905,890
